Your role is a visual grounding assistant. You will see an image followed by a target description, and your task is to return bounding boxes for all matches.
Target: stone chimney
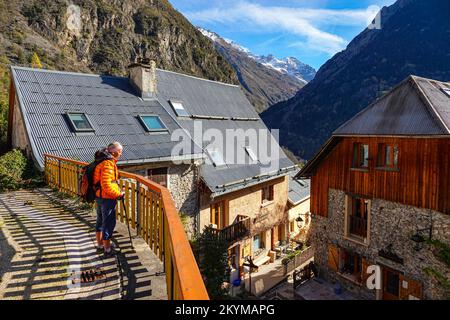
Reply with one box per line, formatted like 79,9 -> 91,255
128,57 -> 157,99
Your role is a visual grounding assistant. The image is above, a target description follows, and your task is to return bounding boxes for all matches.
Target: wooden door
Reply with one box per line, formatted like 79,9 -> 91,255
382,267 -> 401,300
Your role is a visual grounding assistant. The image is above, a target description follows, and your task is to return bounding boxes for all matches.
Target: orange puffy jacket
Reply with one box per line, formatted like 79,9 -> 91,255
93,159 -> 121,199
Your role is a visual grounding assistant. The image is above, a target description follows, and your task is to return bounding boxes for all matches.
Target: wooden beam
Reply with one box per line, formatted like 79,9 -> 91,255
7,75 -> 15,149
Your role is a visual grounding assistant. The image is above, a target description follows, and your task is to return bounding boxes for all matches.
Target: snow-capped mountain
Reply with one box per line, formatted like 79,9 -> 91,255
199,28 -> 316,84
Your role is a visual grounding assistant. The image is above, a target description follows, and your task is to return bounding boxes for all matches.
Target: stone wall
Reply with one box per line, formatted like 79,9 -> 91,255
199,175 -> 289,234
310,188 -> 450,300
123,160 -> 201,239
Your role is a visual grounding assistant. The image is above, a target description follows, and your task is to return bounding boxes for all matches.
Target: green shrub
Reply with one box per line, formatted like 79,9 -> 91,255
0,149 -> 27,191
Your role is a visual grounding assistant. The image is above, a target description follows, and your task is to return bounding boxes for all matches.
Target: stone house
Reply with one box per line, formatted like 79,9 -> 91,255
7,61 -> 299,277
296,75 -> 450,300
286,172 -> 311,244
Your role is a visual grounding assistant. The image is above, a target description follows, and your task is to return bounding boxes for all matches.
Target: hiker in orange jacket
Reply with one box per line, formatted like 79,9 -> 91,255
93,142 -> 124,256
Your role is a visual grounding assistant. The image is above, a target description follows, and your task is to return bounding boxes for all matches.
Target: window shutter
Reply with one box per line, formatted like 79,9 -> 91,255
327,244 -> 340,272
399,275 -> 422,300
361,258 -> 373,284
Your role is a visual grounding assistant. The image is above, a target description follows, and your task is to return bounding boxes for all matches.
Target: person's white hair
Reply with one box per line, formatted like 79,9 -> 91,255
107,141 -> 123,153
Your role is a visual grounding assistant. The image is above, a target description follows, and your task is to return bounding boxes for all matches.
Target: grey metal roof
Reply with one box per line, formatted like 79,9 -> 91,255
334,75 -> 450,136
12,65 -> 293,193
155,69 -> 295,195
11,66 -> 202,168
288,170 -> 310,205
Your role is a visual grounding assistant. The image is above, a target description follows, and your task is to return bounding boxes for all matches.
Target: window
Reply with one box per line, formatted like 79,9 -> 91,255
169,100 -> 190,117
352,143 -> 369,169
340,249 -> 362,282
261,184 -> 274,203
290,221 -> 295,232
138,115 -> 167,132
253,233 -> 264,252
66,113 -> 94,132
210,201 -> 225,229
347,195 -> 369,240
383,268 -> 401,299
377,143 -> 399,168
147,167 -> 168,187
206,147 -> 226,167
442,88 -> 450,98
245,146 -> 258,162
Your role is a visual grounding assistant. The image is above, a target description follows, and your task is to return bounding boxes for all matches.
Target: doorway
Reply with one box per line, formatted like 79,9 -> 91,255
382,267 -> 401,300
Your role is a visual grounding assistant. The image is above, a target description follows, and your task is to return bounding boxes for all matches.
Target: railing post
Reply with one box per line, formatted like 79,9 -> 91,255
44,155 -> 48,184
136,181 -> 141,236
58,159 -> 62,191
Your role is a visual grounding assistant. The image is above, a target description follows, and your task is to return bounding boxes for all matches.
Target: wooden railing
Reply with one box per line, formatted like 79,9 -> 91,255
43,154 -> 208,300
350,215 -> 367,238
283,246 -> 314,275
209,216 -> 251,245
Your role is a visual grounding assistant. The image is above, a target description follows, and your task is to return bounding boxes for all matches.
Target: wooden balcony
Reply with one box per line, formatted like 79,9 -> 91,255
349,215 -> 367,238
43,154 -> 208,300
209,215 -> 251,245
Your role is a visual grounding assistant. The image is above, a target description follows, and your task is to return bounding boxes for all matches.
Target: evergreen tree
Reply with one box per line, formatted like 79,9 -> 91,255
193,227 -> 230,299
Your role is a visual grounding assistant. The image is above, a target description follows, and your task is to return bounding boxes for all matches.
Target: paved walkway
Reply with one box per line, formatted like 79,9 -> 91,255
0,188 -> 167,300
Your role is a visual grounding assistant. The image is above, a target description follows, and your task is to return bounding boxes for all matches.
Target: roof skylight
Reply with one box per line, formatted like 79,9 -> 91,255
245,146 -> 258,162
169,100 -> 190,117
206,147 -> 226,167
442,88 -> 450,98
138,115 -> 168,132
66,113 -> 94,132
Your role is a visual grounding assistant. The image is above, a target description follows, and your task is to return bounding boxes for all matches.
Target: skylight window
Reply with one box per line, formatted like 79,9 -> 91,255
442,88 -> 450,98
169,100 -> 190,117
138,115 -> 168,132
245,146 -> 258,162
206,147 -> 226,167
66,113 -> 94,132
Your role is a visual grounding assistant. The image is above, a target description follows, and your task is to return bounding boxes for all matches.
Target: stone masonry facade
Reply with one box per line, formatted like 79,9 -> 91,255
122,160 -> 202,239
310,188 -> 450,300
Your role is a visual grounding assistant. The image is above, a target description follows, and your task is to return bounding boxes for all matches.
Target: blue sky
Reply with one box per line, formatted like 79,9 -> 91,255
170,0 -> 397,70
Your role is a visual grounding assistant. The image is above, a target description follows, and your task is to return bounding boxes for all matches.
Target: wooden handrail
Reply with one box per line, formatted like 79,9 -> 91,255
43,153 -> 208,300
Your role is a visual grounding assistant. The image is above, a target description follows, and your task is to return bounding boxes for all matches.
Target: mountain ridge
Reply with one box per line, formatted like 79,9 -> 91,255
198,27 -> 316,112
261,0 -> 450,159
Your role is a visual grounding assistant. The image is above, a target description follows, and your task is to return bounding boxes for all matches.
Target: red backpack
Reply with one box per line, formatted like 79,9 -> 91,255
79,149 -> 112,203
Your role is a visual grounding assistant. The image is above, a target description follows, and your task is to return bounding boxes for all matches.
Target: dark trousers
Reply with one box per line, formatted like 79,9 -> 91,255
95,198 -> 117,241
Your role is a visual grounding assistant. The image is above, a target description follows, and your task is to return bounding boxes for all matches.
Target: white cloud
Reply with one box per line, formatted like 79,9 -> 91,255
185,1 -> 380,56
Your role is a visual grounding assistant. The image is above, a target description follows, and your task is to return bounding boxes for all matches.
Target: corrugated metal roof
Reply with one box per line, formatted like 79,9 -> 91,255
11,66 -> 202,168
12,65 -> 293,194
155,69 -> 295,194
334,76 -> 450,136
288,171 -> 310,205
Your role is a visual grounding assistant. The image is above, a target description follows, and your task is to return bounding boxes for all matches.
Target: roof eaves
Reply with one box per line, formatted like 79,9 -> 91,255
288,195 -> 311,206
411,76 -> 450,134
207,165 -> 297,197
10,66 -> 44,169
295,136 -> 342,179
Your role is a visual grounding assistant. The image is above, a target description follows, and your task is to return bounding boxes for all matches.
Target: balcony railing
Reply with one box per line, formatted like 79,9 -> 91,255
43,153 -> 208,300
349,215 -> 367,238
210,215 -> 251,245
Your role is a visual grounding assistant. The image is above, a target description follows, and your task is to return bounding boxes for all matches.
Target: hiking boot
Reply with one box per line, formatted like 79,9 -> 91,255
104,246 -> 119,257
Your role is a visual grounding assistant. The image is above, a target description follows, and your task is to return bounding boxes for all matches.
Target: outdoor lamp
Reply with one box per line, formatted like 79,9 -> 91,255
296,212 -> 310,228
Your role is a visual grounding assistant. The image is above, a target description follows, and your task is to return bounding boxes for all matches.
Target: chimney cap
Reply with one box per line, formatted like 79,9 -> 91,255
127,57 -> 155,69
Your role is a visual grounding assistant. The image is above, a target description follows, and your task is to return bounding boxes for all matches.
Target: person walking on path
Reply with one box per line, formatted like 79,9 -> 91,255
93,142 -> 125,256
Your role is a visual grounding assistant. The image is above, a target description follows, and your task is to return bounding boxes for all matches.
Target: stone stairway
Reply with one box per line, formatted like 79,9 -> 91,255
0,188 -> 167,300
